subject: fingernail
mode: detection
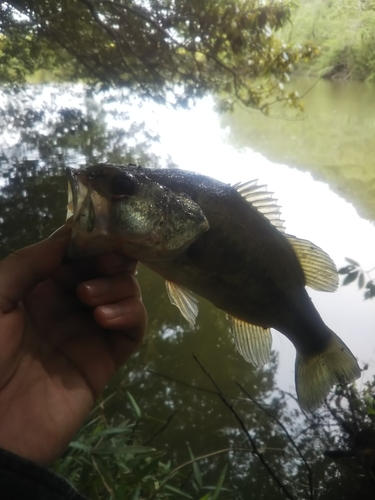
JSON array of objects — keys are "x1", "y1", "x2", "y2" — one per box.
[
  {"x1": 100, "y1": 304, "x2": 124, "y2": 320},
  {"x1": 83, "y1": 278, "x2": 111, "y2": 299}
]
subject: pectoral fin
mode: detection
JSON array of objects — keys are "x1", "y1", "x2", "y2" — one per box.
[
  {"x1": 286, "y1": 235, "x2": 338, "y2": 292},
  {"x1": 165, "y1": 280, "x2": 199, "y2": 326},
  {"x1": 228, "y1": 316, "x2": 272, "y2": 365}
]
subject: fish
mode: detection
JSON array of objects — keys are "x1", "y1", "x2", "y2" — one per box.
[{"x1": 66, "y1": 163, "x2": 361, "y2": 412}]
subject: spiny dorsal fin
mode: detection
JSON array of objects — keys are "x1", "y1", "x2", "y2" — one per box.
[
  {"x1": 228, "y1": 315, "x2": 272, "y2": 366},
  {"x1": 165, "y1": 280, "x2": 198, "y2": 326},
  {"x1": 286, "y1": 235, "x2": 338, "y2": 292},
  {"x1": 233, "y1": 180, "x2": 285, "y2": 233}
]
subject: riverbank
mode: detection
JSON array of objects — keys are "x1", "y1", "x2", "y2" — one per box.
[{"x1": 286, "y1": 0, "x2": 375, "y2": 82}]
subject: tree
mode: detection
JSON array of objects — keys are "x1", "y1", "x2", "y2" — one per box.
[{"x1": 0, "y1": 0, "x2": 317, "y2": 112}]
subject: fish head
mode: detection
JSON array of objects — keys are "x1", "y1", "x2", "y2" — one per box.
[{"x1": 66, "y1": 164, "x2": 209, "y2": 260}]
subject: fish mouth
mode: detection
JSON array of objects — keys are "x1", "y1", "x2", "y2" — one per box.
[
  {"x1": 66, "y1": 167, "x2": 115, "y2": 258},
  {"x1": 66, "y1": 167, "x2": 156, "y2": 259},
  {"x1": 66, "y1": 167, "x2": 89, "y2": 222}
]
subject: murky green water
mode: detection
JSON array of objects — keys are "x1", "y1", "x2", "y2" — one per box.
[{"x1": 1, "y1": 78, "x2": 375, "y2": 498}]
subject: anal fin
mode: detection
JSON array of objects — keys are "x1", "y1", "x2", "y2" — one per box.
[
  {"x1": 228, "y1": 316, "x2": 272, "y2": 365},
  {"x1": 165, "y1": 280, "x2": 198, "y2": 326}
]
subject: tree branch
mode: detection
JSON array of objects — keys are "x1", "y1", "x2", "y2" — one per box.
[{"x1": 193, "y1": 354, "x2": 296, "y2": 500}]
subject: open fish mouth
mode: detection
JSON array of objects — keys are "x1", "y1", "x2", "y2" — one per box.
[
  {"x1": 66, "y1": 167, "x2": 89, "y2": 221},
  {"x1": 65, "y1": 167, "x2": 116, "y2": 257}
]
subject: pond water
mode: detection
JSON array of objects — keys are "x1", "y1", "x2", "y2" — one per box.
[{"x1": 1, "y1": 77, "x2": 375, "y2": 498}]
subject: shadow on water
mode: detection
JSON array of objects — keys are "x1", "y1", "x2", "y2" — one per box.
[{"x1": 1, "y1": 84, "x2": 375, "y2": 499}]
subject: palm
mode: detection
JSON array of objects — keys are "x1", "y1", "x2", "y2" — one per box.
[{"x1": 0, "y1": 230, "x2": 146, "y2": 465}]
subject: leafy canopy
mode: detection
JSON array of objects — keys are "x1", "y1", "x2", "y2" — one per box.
[{"x1": 1, "y1": 0, "x2": 316, "y2": 111}]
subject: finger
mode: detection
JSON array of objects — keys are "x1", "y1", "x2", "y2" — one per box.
[
  {"x1": 53, "y1": 252, "x2": 138, "y2": 292},
  {"x1": 94, "y1": 252, "x2": 138, "y2": 276},
  {"x1": 76, "y1": 274, "x2": 141, "y2": 307},
  {"x1": 0, "y1": 226, "x2": 72, "y2": 314},
  {"x1": 94, "y1": 297, "x2": 147, "y2": 367}
]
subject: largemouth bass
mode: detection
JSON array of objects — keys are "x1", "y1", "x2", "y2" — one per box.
[{"x1": 66, "y1": 163, "x2": 361, "y2": 411}]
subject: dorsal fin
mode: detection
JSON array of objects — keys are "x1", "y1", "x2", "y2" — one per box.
[
  {"x1": 233, "y1": 180, "x2": 285, "y2": 233},
  {"x1": 228, "y1": 315, "x2": 272, "y2": 366},
  {"x1": 165, "y1": 280, "x2": 199, "y2": 326},
  {"x1": 286, "y1": 235, "x2": 338, "y2": 292}
]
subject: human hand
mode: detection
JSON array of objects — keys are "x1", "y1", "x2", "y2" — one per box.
[{"x1": 0, "y1": 225, "x2": 147, "y2": 466}]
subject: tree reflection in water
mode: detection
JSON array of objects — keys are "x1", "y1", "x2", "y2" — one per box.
[{"x1": 1, "y1": 84, "x2": 374, "y2": 500}]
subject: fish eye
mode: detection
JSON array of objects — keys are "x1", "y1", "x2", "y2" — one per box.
[{"x1": 111, "y1": 173, "x2": 138, "y2": 197}]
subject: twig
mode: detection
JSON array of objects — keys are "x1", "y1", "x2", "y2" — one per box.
[
  {"x1": 149, "y1": 447, "x2": 253, "y2": 500},
  {"x1": 193, "y1": 354, "x2": 295, "y2": 500},
  {"x1": 144, "y1": 410, "x2": 177, "y2": 445},
  {"x1": 91, "y1": 456, "x2": 115, "y2": 497},
  {"x1": 147, "y1": 368, "x2": 220, "y2": 396},
  {"x1": 237, "y1": 383, "x2": 314, "y2": 500}
]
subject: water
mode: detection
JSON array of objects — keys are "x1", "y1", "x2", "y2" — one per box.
[{"x1": 1, "y1": 78, "x2": 375, "y2": 498}]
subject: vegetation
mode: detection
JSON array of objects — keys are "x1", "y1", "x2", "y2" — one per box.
[
  {"x1": 53, "y1": 366, "x2": 375, "y2": 500},
  {"x1": 338, "y1": 258, "x2": 375, "y2": 301},
  {"x1": 0, "y1": 0, "x2": 317, "y2": 112},
  {"x1": 54, "y1": 393, "x2": 230, "y2": 500},
  {"x1": 286, "y1": 0, "x2": 375, "y2": 80}
]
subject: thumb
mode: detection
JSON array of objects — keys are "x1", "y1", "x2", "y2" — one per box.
[{"x1": 0, "y1": 225, "x2": 72, "y2": 314}]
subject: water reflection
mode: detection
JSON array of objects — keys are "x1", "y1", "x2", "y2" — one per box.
[
  {"x1": 220, "y1": 77, "x2": 375, "y2": 222},
  {"x1": 1, "y1": 82, "x2": 375, "y2": 498},
  {"x1": 0, "y1": 84, "x2": 293, "y2": 497}
]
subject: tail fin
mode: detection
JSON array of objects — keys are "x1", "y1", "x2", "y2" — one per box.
[{"x1": 295, "y1": 331, "x2": 361, "y2": 412}]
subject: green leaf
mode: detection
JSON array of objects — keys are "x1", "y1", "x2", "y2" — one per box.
[
  {"x1": 342, "y1": 271, "x2": 358, "y2": 286},
  {"x1": 131, "y1": 485, "x2": 141, "y2": 500},
  {"x1": 338, "y1": 265, "x2": 355, "y2": 275},
  {"x1": 345, "y1": 257, "x2": 360, "y2": 266},
  {"x1": 164, "y1": 484, "x2": 193, "y2": 498},
  {"x1": 96, "y1": 426, "x2": 132, "y2": 437},
  {"x1": 93, "y1": 444, "x2": 155, "y2": 456},
  {"x1": 198, "y1": 495, "x2": 211, "y2": 500},
  {"x1": 116, "y1": 480, "x2": 128, "y2": 499},
  {"x1": 187, "y1": 443, "x2": 203, "y2": 488},
  {"x1": 123, "y1": 445, "x2": 156, "y2": 454},
  {"x1": 211, "y1": 464, "x2": 228, "y2": 500},
  {"x1": 127, "y1": 391, "x2": 142, "y2": 419},
  {"x1": 69, "y1": 441, "x2": 93, "y2": 452}
]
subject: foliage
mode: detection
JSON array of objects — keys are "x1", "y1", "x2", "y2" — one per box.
[
  {"x1": 298, "y1": 380, "x2": 375, "y2": 500},
  {"x1": 284, "y1": 0, "x2": 375, "y2": 80},
  {"x1": 53, "y1": 359, "x2": 375, "y2": 500},
  {"x1": 338, "y1": 257, "x2": 375, "y2": 300},
  {"x1": 0, "y1": 0, "x2": 317, "y2": 112},
  {"x1": 54, "y1": 394, "x2": 230, "y2": 500}
]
